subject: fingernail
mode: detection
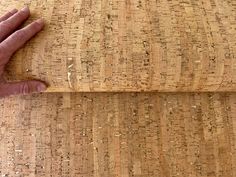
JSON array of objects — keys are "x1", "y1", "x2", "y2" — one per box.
[
  {"x1": 35, "y1": 19, "x2": 44, "y2": 25},
  {"x1": 10, "y1": 9, "x2": 18, "y2": 14},
  {"x1": 37, "y1": 84, "x2": 47, "y2": 92},
  {"x1": 21, "y1": 6, "x2": 29, "y2": 12}
]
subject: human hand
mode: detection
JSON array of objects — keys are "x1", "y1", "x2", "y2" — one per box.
[{"x1": 0, "y1": 7, "x2": 47, "y2": 98}]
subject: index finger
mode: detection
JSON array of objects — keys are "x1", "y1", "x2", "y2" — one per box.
[
  {"x1": 0, "y1": 9, "x2": 18, "y2": 22},
  {"x1": 0, "y1": 19, "x2": 44, "y2": 63},
  {"x1": 0, "y1": 7, "x2": 30, "y2": 42}
]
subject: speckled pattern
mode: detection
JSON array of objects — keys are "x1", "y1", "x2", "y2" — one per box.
[
  {"x1": 0, "y1": 0, "x2": 235, "y2": 92},
  {"x1": 0, "y1": 93, "x2": 236, "y2": 177},
  {"x1": 1, "y1": 1, "x2": 236, "y2": 177}
]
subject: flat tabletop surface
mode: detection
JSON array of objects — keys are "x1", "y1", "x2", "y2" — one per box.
[{"x1": 1, "y1": 0, "x2": 236, "y2": 92}]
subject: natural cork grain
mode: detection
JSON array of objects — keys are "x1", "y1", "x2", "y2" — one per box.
[
  {"x1": 0, "y1": 93, "x2": 236, "y2": 177},
  {"x1": 0, "y1": 0, "x2": 235, "y2": 92},
  {"x1": 1, "y1": 1, "x2": 236, "y2": 176}
]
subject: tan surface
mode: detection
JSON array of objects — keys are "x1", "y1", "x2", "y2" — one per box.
[
  {"x1": 1, "y1": 1, "x2": 236, "y2": 176},
  {"x1": 0, "y1": 0, "x2": 236, "y2": 92},
  {"x1": 0, "y1": 93, "x2": 236, "y2": 177}
]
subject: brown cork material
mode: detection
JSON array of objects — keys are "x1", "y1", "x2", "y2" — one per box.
[
  {"x1": 1, "y1": 1, "x2": 236, "y2": 176},
  {"x1": 0, "y1": 0, "x2": 235, "y2": 92},
  {"x1": 0, "y1": 93, "x2": 236, "y2": 176}
]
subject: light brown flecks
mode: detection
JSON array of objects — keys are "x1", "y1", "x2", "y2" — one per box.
[
  {"x1": 1, "y1": 0, "x2": 235, "y2": 92},
  {"x1": 67, "y1": 72, "x2": 72, "y2": 88},
  {"x1": 0, "y1": 93, "x2": 235, "y2": 176}
]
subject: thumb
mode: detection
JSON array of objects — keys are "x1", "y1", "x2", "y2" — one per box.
[{"x1": 0, "y1": 80, "x2": 47, "y2": 97}]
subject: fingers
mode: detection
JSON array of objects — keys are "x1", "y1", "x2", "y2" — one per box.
[
  {"x1": 0, "y1": 80, "x2": 47, "y2": 97},
  {"x1": 0, "y1": 7, "x2": 30, "y2": 42},
  {"x1": 0, "y1": 9, "x2": 18, "y2": 22},
  {"x1": 0, "y1": 19, "x2": 44, "y2": 64},
  {"x1": 0, "y1": 7, "x2": 47, "y2": 98}
]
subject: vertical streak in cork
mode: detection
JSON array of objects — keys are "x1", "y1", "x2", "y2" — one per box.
[
  {"x1": 92, "y1": 94, "x2": 100, "y2": 177},
  {"x1": 201, "y1": 94, "x2": 218, "y2": 176},
  {"x1": 229, "y1": 94, "x2": 236, "y2": 176},
  {"x1": 66, "y1": 0, "x2": 84, "y2": 90}
]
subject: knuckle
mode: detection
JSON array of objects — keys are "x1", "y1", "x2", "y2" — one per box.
[
  {"x1": 8, "y1": 11, "x2": 14, "y2": 16},
  {"x1": 14, "y1": 30, "x2": 27, "y2": 40}
]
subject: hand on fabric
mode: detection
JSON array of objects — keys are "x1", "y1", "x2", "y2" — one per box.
[{"x1": 0, "y1": 7, "x2": 47, "y2": 98}]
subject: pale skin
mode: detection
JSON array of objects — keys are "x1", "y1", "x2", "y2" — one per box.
[{"x1": 0, "y1": 7, "x2": 47, "y2": 98}]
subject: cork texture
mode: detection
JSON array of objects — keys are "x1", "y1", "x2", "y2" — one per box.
[
  {"x1": 0, "y1": 93, "x2": 236, "y2": 177},
  {"x1": 0, "y1": 0, "x2": 236, "y2": 92}
]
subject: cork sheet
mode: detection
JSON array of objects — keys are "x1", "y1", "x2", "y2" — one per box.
[
  {"x1": 0, "y1": 93, "x2": 236, "y2": 176},
  {"x1": 0, "y1": 0, "x2": 236, "y2": 92}
]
